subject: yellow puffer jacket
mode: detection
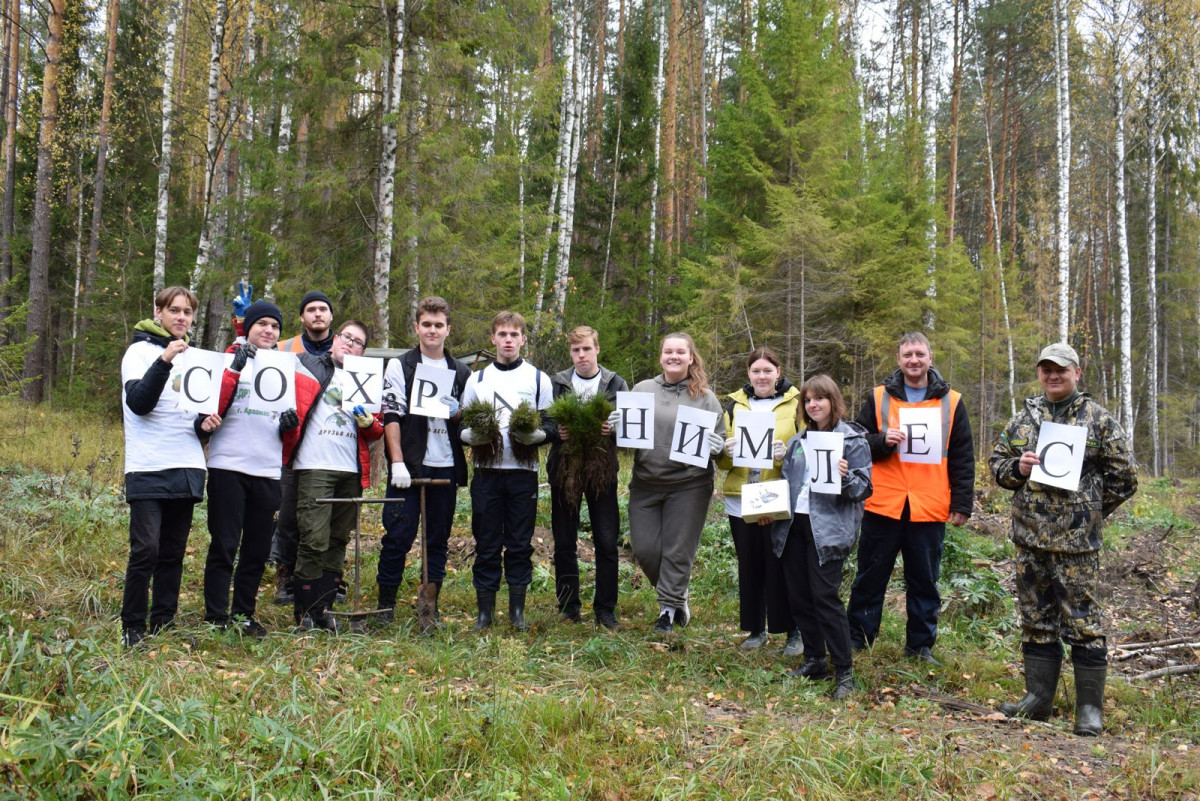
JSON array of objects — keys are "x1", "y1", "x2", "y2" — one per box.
[{"x1": 718, "y1": 383, "x2": 801, "y2": 496}]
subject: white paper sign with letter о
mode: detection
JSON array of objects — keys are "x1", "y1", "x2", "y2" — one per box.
[{"x1": 245, "y1": 349, "x2": 296, "y2": 413}]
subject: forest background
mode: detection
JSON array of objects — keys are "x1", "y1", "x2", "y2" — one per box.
[{"x1": 0, "y1": 0, "x2": 1198, "y2": 473}]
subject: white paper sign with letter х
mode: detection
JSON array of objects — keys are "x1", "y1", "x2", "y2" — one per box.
[
  {"x1": 339, "y1": 355, "x2": 385, "y2": 413},
  {"x1": 615, "y1": 391, "x2": 655, "y2": 450},
  {"x1": 804, "y1": 430, "x2": 845, "y2": 495},
  {"x1": 173, "y1": 348, "x2": 226, "y2": 415},
  {"x1": 245, "y1": 348, "x2": 296, "y2": 413},
  {"x1": 1029, "y1": 421, "x2": 1087, "y2": 492},
  {"x1": 741, "y1": 479, "x2": 791, "y2": 520},
  {"x1": 669, "y1": 405, "x2": 718, "y2": 468},
  {"x1": 897, "y1": 406, "x2": 943, "y2": 465},
  {"x1": 410, "y1": 362, "x2": 457, "y2": 419},
  {"x1": 732, "y1": 409, "x2": 776, "y2": 469}
]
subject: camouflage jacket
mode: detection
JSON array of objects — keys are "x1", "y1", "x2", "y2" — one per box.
[{"x1": 989, "y1": 392, "x2": 1137, "y2": 553}]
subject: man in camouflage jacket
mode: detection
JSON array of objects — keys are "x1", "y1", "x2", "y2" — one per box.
[{"x1": 989, "y1": 343, "x2": 1137, "y2": 736}]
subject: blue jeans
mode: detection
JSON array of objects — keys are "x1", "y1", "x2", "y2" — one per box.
[{"x1": 377, "y1": 466, "x2": 458, "y2": 587}]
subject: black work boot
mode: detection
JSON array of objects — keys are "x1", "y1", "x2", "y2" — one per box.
[
  {"x1": 293, "y1": 579, "x2": 316, "y2": 629},
  {"x1": 377, "y1": 583, "x2": 399, "y2": 625},
  {"x1": 308, "y1": 572, "x2": 340, "y2": 633},
  {"x1": 833, "y1": 667, "x2": 855, "y2": 701},
  {"x1": 556, "y1": 576, "x2": 581, "y2": 623},
  {"x1": 1072, "y1": 664, "x2": 1106, "y2": 737},
  {"x1": 474, "y1": 589, "x2": 496, "y2": 631},
  {"x1": 274, "y1": 563, "x2": 294, "y2": 605},
  {"x1": 788, "y1": 656, "x2": 830, "y2": 680},
  {"x1": 999, "y1": 654, "x2": 1061, "y2": 721},
  {"x1": 509, "y1": 586, "x2": 529, "y2": 632}
]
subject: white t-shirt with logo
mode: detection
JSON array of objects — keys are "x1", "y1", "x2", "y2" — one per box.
[
  {"x1": 121, "y1": 340, "x2": 206, "y2": 475},
  {"x1": 382, "y1": 354, "x2": 454, "y2": 468},
  {"x1": 293, "y1": 368, "x2": 360, "y2": 473},
  {"x1": 461, "y1": 359, "x2": 551, "y2": 470},
  {"x1": 207, "y1": 367, "x2": 283, "y2": 479}
]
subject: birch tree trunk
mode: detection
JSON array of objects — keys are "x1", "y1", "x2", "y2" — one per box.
[
  {"x1": 193, "y1": 0, "x2": 228, "y2": 292},
  {"x1": 552, "y1": 1, "x2": 584, "y2": 334},
  {"x1": 922, "y1": 0, "x2": 938, "y2": 329},
  {"x1": 0, "y1": 0, "x2": 19, "y2": 315},
  {"x1": 1113, "y1": 64, "x2": 1133, "y2": 433},
  {"x1": 648, "y1": 0, "x2": 667, "y2": 259},
  {"x1": 945, "y1": 0, "x2": 961, "y2": 244},
  {"x1": 373, "y1": 0, "x2": 406, "y2": 349},
  {"x1": 264, "y1": 0, "x2": 297, "y2": 300},
  {"x1": 659, "y1": 0, "x2": 680, "y2": 253},
  {"x1": 20, "y1": 0, "x2": 65, "y2": 403},
  {"x1": 152, "y1": 0, "x2": 180, "y2": 293},
  {"x1": 1053, "y1": 0, "x2": 1071, "y2": 341},
  {"x1": 237, "y1": 0, "x2": 257, "y2": 284},
  {"x1": 1145, "y1": 49, "x2": 1160, "y2": 475}
]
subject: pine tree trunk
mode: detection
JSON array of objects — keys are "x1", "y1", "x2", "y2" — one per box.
[
  {"x1": 0, "y1": 0, "x2": 19, "y2": 316},
  {"x1": 660, "y1": 0, "x2": 679, "y2": 253},
  {"x1": 153, "y1": 0, "x2": 181, "y2": 293},
  {"x1": 403, "y1": 23, "x2": 420, "y2": 332},
  {"x1": 20, "y1": 0, "x2": 65, "y2": 403},
  {"x1": 372, "y1": 0, "x2": 406, "y2": 349},
  {"x1": 1053, "y1": 0, "x2": 1071, "y2": 341}
]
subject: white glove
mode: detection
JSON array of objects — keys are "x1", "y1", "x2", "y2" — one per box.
[
  {"x1": 440, "y1": 393, "x2": 460, "y2": 417},
  {"x1": 460, "y1": 427, "x2": 484, "y2": 446},
  {"x1": 723, "y1": 437, "x2": 736, "y2": 457},
  {"x1": 708, "y1": 431, "x2": 724, "y2": 456},
  {"x1": 390, "y1": 462, "x2": 411, "y2": 489},
  {"x1": 773, "y1": 440, "x2": 786, "y2": 462},
  {"x1": 513, "y1": 428, "x2": 547, "y2": 446},
  {"x1": 606, "y1": 410, "x2": 621, "y2": 429}
]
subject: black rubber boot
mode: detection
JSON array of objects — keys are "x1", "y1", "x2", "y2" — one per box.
[
  {"x1": 788, "y1": 657, "x2": 830, "y2": 680},
  {"x1": 833, "y1": 667, "x2": 855, "y2": 701},
  {"x1": 509, "y1": 587, "x2": 529, "y2": 632},
  {"x1": 377, "y1": 583, "x2": 399, "y2": 625},
  {"x1": 474, "y1": 589, "x2": 496, "y2": 631},
  {"x1": 293, "y1": 578, "x2": 316, "y2": 629},
  {"x1": 308, "y1": 572, "x2": 340, "y2": 633},
  {"x1": 274, "y1": 563, "x2": 294, "y2": 605},
  {"x1": 1073, "y1": 664, "x2": 1106, "y2": 737},
  {"x1": 432, "y1": 583, "x2": 444, "y2": 629},
  {"x1": 998, "y1": 655, "x2": 1061, "y2": 721},
  {"x1": 556, "y1": 576, "x2": 581, "y2": 622}
]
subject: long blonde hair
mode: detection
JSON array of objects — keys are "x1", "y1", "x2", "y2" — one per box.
[{"x1": 661, "y1": 332, "x2": 709, "y2": 398}]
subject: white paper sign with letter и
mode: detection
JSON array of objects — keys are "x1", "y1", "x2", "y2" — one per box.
[
  {"x1": 339, "y1": 354, "x2": 385, "y2": 413},
  {"x1": 669, "y1": 405, "x2": 719, "y2": 468},
  {"x1": 897, "y1": 406, "x2": 943, "y2": 465},
  {"x1": 731, "y1": 409, "x2": 776, "y2": 469},
  {"x1": 410, "y1": 362, "x2": 457, "y2": 419},
  {"x1": 1029, "y1": 421, "x2": 1087, "y2": 492},
  {"x1": 614, "y1": 391, "x2": 655, "y2": 450}
]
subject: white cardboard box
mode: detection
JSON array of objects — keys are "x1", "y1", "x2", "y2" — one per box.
[{"x1": 739, "y1": 479, "x2": 791, "y2": 521}]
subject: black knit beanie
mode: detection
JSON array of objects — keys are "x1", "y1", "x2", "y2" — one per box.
[
  {"x1": 243, "y1": 300, "x2": 283, "y2": 333},
  {"x1": 300, "y1": 290, "x2": 333, "y2": 316}
]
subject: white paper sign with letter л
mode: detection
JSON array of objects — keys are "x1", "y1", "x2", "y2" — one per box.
[
  {"x1": 614, "y1": 391, "x2": 655, "y2": 450},
  {"x1": 804, "y1": 430, "x2": 845, "y2": 495}
]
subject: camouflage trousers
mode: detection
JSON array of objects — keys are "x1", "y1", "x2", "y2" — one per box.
[{"x1": 1014, "y1": 545, "x2": 1104, "y2": 649}]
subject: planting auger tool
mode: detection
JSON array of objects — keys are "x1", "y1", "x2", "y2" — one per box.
[
  {"x1": 412, "y1": 478, "x2": 452, "y2": 634},
  {"x1": 316, "y1": 496, "x2": 406, "y2": 631}
]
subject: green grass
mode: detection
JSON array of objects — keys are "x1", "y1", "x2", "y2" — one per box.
[{"x1": 1, "y1": 401, "x2": 1199, "y2": 797}]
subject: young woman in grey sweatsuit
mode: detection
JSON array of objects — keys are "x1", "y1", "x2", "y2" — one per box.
[{"x1": 627, "y1": 333, "x2": 726, "y2": 633}]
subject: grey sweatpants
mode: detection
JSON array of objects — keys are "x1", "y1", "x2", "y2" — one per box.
[{"x1": 627, "y1": 481, "x2": 714, "y2": 610}]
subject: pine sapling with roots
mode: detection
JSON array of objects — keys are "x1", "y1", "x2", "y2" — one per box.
[
  {"x1": 462, "y1": 399, "x2": 502, "y2": 467},
  {"x1": 508, "y1": 401, "x2": 543, "y2": 464},
  {"x1": 547, "y1": 391, "x2": 616, "y2": 507}
]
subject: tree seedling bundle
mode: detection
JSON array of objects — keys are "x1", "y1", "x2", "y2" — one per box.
[
  {"x1": 547, "y1": 391, "x2": 616, "y2": 507},
  {"x1": 508, "y1": 401, "x2": 543, "y2": 463},
  {"x1": 462, "y1": 399, "x2": 503, "y2": 466}
]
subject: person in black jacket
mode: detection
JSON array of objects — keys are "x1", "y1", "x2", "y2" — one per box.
[
  {"x1": 547, "y1": 326, "x2": 629, "y2": 630},
  {"x1": 376, "y1": 296, "x2": 471, "y2": 625}
]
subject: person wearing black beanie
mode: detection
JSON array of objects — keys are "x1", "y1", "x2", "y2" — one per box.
[{"x1": 242, "y1": 300, "x2": 284, "y2": 336}]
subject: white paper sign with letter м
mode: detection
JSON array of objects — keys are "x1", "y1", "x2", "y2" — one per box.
[
  {"x1": 669, "y1": 405, "x2": 718, "y2": 468},
  {"x1": 732, "y1": 409, "x2": 776, "y2": 469},
  {"x1": 339, "y1": 355, "x2": 385, "y2": 413},
  {"x1": 897, "y1": 406, "x2": 943, "y2": 465},
  {"x1": 615, "y1": 391, "x2": 655, "y2": 450},
  {"x1": 173, "y1": 348, "x2": 226, "y2": 415},
  {"x1": 804, "y1": 430, "x2": 845, "y2": 495},
  {"x1": 1029, "y1": 421, "x2": 1087, "y2": 492},
  {"x1": 410, "y1": 362, "x2": 457, "y2": 419},
  {"x1": 245, "y1": 348, "x2": 296, "y2": 413}
]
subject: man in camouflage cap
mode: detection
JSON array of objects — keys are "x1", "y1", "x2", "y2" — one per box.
[{"x1": 989, "y1": 343, "x2": 1137, "y2": 736}]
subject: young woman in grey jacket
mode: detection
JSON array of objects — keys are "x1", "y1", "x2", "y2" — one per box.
[{"x1": 772, "y1": 374, "x2": 872, "y2": 699}]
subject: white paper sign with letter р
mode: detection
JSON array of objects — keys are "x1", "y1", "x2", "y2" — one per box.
[
  {"x1": 339, "y1": 355, "x2": 385, "y2": 413},
  {"x1": 732, "y1": 409, "x2": 776, "y2": 469},
  {"x1": 669, "y1": 405, "x2": 719, "y2": 468},
  {"x1": 410, "y1": 362, "x2": 457, "y2": 419},
  {"x1": 741, "y1": 479, "x2": 791, "y2": 521},
  {"x1": 174, "y1": 348, "x2": 226, "y2": 415},
  {"x1": 804, "y1": 431, "x2": 845, "y2": 495},
  {"x1": 896, "y1": 406, "x2": 943, "y2": 464},
  {"x1": 614, "y1": 392, "x2": 655, "y2": 449},
  {"x1": 245, "y1": 348, "x2": 296, "y2": 413},
  {"x1": 1030, "y1": 421, "x2": 1087, "y2": 492}
]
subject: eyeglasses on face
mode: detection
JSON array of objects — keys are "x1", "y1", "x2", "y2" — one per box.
[{"x1": 338, "y1": 331, "x2": 366, "y2": 349}]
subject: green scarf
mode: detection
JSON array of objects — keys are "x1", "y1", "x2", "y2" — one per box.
[{"x1": 134, "y1": 318, "x2": 189, "y2": 343}]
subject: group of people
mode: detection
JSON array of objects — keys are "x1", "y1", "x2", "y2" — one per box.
[{"x1": 119, "y1": 287, "x2": 1137, "y2": 735}]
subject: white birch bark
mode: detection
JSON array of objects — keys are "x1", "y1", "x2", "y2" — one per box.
[
  {"x1": 152, "y1": 0, "x2": 180, "y2": 293},
  {"x1": 922, "y1": 0, "x2": 938, "y2": 330},
  {"x1": 193, "y1": 0, "x2": 228, "y2": 290},
  {"x1": 1113, "y1": 63, "x2": 1133, "y2": 433},
  {"x1": 373, "y1": 0, "x2": 407, "y2": 349},
  {"x1": 264, "y1": 0, "x2": 296, "y2": 300},
  {"x1": 552, "y1": 1, "x2": 584, "y2": 334},
  {"x1": 1053, "y1": 0, "x2": 1071, "y2": 341},
  {"x1": 648, "y1": 0, "x2": 667, "y2": 260},
  {"x1": 237, "y1": 0, "x2": 257, "y2": 284},
  {"x1": 518, "y1": 115, "x2": 528, "y2": 291},
  {"x1": 601, "y1": 112, "x2": 621, "y2": 307},
  {"x1": 1145, "y1": 46, "x2": 1160, "y2": 474}
]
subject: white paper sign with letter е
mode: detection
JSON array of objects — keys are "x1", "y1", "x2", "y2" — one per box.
[
  {"x1": 669, "y1": 405, "x2": 719, "y2": 468},
  {"x1": 173, "y1": 348, "x2": 226, "y2": 415},
  {"x1": 245, "y1": 348, "x2": 296, "y2": 413},
  {"x1": 1030, "y1": 421, "x2": 1087, "y2": 492},
  {"x1": 896, "y1": 406, "x2": 943, "y2": 465},
  {"x1": 804, "y1": 430, "x2": 845, "y2": 495},
  {"x1": 732, "y1": 409, "x2": 776, "y2": 469},
  {"x1": 741, "y1": 479, "x2": 791, "y2": 521},
  {"x1": 339, "y1": 355, "x2": 385, "y2": 413},
  {"x1": 410, "y1": 362, "x2": 457, "y2": 419},
  {"x1": 615, "y1": 391, "x2": 655, "y2": 450}
]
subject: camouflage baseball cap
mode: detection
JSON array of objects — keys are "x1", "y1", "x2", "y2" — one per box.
[{"x1": 1037, "y1": 343, "x2": 1079, "y2": 367}]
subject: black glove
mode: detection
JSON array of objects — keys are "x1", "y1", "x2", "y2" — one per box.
[
  {"x1": 279, "y1": 408, "x2": 299, "y2": 433},
  {"x1": 230, "y1": 342, "x2": 258, "y2": 373}
]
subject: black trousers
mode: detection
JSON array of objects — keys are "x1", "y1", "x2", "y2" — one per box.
[
  {"x1": 269, "y1": 464, "x2": 299, "y2": 568},
  {"x1": 121, "y1": 498, "x2": 196, "y2": 632},
  {"x1": 729, "y1": 515, "x2": 793, "y2": 634},
  {"x1": 782, "y1": 514, "x2": 853, "y2": 669},
  {"x1": 551, "y1": 480, "x2": 621, "y2": 616},
  {"x1": 203, "y1": 468, "x2": 282, "y2": 623},
  {"x1": 470, "y1": 469, "x2": 538, "y2": 592},
  {"x1": 378, "y1": 465, "x2": 458, "y2": 586}
]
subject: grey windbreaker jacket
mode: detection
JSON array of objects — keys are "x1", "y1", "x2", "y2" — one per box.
[{"x1": 770, "y1": 420, "x2": 873, "y2": 565}]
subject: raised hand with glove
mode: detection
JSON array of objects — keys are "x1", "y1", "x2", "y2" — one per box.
[
  {"x1": 232, "y1": 281, "x2": 255, "y2": 318},
  {"x1": 390, "y1": 462, "x2": 412, "y2": 489},
  {"x1": 229, "y1": 342, "x2": 258, "y2": 373},
  {"x1": 351, "y1": 405, "x2": 374, "y2": 428}
]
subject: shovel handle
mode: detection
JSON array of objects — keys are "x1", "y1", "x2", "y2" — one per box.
[{"x1": 411, "y1": 478, "x2": 452, "y2": 486}]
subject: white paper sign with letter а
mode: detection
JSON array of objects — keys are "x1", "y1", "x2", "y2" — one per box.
[
  {"x1": 245, "y1": 348, "x2": 296, "y2": 413},
  {"x1": 410, "y1": 362, "x2": 457, "y2": 419},
  {"x1": 804, "y1": 431, "x2": 845, "y2": 495},
  {"x1": 339, "y1": 355, "x2": 385, "y2": 413},
  {"x1": 732, "y1": 409, "x2": 776, "y2": 469},
  {"x1": 174, "y1": 348, "x2": 225, "y2": 415},
  {"x1": 1030, "y1": 421, "x2": 1087, "y2": 492},
  {"x1": 669, "y1": 405, "x2": 718, "y2": 468},
  {"x1": 615, "y1": 392, "x2": 655, "y2": 449},
  {"x1": 897, "y1": 406, "x2": 943, "y2": 464}
]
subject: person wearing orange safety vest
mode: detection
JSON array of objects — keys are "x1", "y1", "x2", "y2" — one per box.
[{"x1": 846, "y1": 332, "x2": 975, "y2": 665}]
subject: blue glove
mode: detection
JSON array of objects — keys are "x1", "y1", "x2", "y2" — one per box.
[
  {"x1": 440, "y1": 393, "x2": 460, "y2": 417},
  {"x1": 352, "y1": 404, "x2": 373, "y2": 428},
  {"x1": 232, "y1": 281, "x2": 254, "y2": 317}
]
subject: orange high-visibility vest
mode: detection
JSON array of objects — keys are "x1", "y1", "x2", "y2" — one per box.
[
  {"x1": 864, "y1": 384, "x2": 960, "y2": 522},
  {"x1": 277, "y1": 335, "x2": 308, "y2": 354}
]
